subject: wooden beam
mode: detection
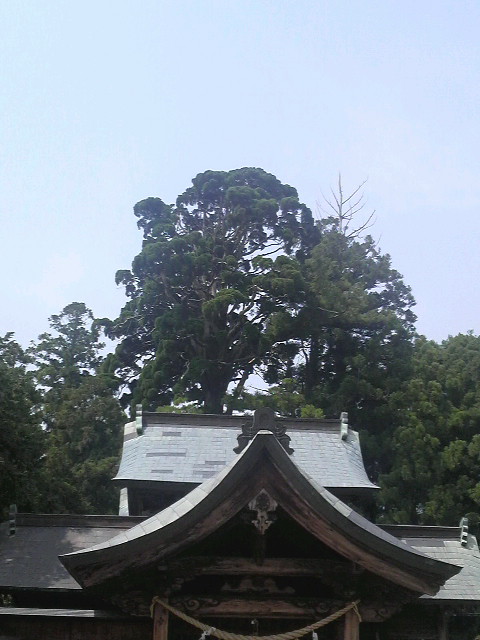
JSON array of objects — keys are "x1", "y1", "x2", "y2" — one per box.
[
  {"x1": 170, "y1": 596, "x2": 400, "y2": 624},
  {"x1": 170, "y1": 597, "x2": 343, "y2": 619},
  {"x1": 166, "y1": 556, "x2": 355, "y2": 577},
  {"x1": 153, "y1": 601, "x2": 169, "y2": 640}
]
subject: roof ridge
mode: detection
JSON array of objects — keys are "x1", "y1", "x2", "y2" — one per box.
[
  {"x1": 15, "y1": 514, "x2": 145, "y2": 528},
  {"x1": 381, "y1": 524, "x2": 462, "y2": 539}
]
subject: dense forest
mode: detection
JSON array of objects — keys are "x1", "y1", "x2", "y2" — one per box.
[{"x1": 1, "y1": 168, "x2": 479, "y2": 532}]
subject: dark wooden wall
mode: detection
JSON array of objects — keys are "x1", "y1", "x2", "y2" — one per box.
[{"x1": 0, "y1": 615, "x2": 152, "y2": 640}]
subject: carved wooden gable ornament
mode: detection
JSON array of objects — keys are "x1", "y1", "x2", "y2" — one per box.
[{"x1": 234, "y1": 407, "x2": 294, "y2": 454}]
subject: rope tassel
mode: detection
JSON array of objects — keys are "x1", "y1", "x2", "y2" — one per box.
[{"x1": 151, "y1": 598, "x2": 361, "y2": 640}]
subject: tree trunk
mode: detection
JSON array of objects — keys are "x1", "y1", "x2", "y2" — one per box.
[
  {"x1": 225, "y1": 368, "x2": 251, "y2": 415},
  {"x1": 203, "y1": 372, "x2": 230, "y2": 414},
  {"x1": 304, "y1": 335, "x2": 320, "y2": 403}
]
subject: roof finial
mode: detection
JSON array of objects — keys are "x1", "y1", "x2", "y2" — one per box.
[
  {"x1": 460, "y1": 516, "x2": 469, "y2": 547},
  {"x1": 234, "y1": 408, "x2": 294, "y2": 454},
  {"x1": 135, "y1": 404, "x2": 143, "y2": 435},
  {"x1": 9, "y1": 504, "x2": 17, "y2": 536},
  {"x1": 340, "y1": 412, "x2": 348, "y2": 440}
]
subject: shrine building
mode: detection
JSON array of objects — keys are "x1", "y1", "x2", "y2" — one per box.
[{"x1": 1, "y1": 407, "x2": 479, "y2": 640}]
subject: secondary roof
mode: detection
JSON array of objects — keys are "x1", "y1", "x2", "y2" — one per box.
[{"x1": 115, "y1": 410, "x2": 377, "y2": 492}]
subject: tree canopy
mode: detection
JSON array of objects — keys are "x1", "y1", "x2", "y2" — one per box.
[
  {"x1": 380, "y1": 333, "x2": 480, "y2": 528},
  {"x1": 0, "y1": 334, "x2": 44, "y2": 518},
  {"x1": 1, "y1": 167, "x2": 479, "y2": 533},
  {"x1": 30, "y1": 303, "x2": 123, "y2": 514},
  {"x1": 104, "y1": 168, "x2": 317, "y2": 413},
  {"x1": 256, "y1": 193, "x2": 417, "y2": 479}
]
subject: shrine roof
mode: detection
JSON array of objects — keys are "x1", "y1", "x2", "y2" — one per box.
[
  {"x1": 114, "y1": 410, "x2": 377, "y2": 492},
  {"x1": 0, "y1": 514, "x2": 143, "y2": 590},
  {"x1": 63, "y1": 432, "x2": 458, "y2": 595},
  {"x1": 2, "y1": 515, "x2": 477, "y2": 602},
  {"x1": 383, "y1": 525, "x2": 480, "y2": 603}
]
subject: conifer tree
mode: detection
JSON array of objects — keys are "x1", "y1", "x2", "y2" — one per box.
[
  {"x1": 104, "y1": 168, "x2": 316, "y2": 413},
  {"x1": 0, "y1": 334, "x2": 44, "y2": 517},
  {"x1": 380, "y1": 333, "x2": 480, "y2": 528},
  {"x1": 31, "y1": 303, "x2": 123, "y2": 514},
  {"x1": 263, "y1": 182, "x2": 416, "y2": 478}
]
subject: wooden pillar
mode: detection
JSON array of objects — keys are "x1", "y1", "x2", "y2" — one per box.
[
  {"x1": 343, "y1": 609, "x2": 360, "y2": 640},
  {"x1": 153, "y1": 601, "x2": 169, "y2": 640},
  {"x1": 438, "y1": 610, "x2": 449, "y2": 640}
]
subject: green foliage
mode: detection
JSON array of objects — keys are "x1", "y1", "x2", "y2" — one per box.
[
  {"x1": 0, "y1": 334, "x2": 44, "y2": 517},
  {"x1": 102, "y1": 169, "x2": 480, "y2": 529},
  {"x1": 225, "y1": 379, "x2": 304, "y2": 418},
  {"x1": 300, "y1": 404, "x2": 325, "y2": 419},
  {"x1": 30, "y1": 304, "x2": 123, "y2": 514},
  {"x1": 264, "y1": 213, "x2": 416, "y2": 479},
  {"x1": 225, "y1": 379, "x2": 324, "y2": 419},
  {"x1": 37, "y1": 377, "x2": 123, "y2": 514},
  {"x1": 156, "y1": 396, "x2": 202, "y2": 414},
  {"x1": 379, "y1": 334, "x2": 480, "y2": 526},
  {"x1": 3, "y1": 166, "x2": 479, "y2": 535},
  {"x1": 32, "y1": 302, "x2": 103, "y2": 395},
  {"x1": 105, "y1": 168, "x2": 317, "y2": 413}
]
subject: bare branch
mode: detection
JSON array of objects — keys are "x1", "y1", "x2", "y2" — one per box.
[
  {"x1": 341, "y1": 179, "x2": 368, "y2": 205},
  {"x1": 318, "y1": 176, "x2": 376, "y2": 239},
  {"x1": 346, "y1": 210, "x2": 376, "y2": 238}
]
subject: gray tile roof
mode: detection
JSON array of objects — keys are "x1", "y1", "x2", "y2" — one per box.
[
  {"x1": 0, "y1": 515, "x2": 142, "y2": 590},
  {"x1": 2, "y1": 499, "x2": 478, "y2": 602},
  {"x1": 0, "y1": 608, "x2": 128, "y2": 618},
  {"x1": 115, "y1": 413, "x2": 376, "y2": 490},
  {"x1": 383, "y1": 525, "x2": 480, "y2": 602}
]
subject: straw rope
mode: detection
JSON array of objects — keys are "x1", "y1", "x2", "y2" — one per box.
[{"x1": 151, "y1": 597, "x2": 361, "y2": 640}]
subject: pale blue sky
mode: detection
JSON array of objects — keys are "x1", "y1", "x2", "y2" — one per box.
[{"x1": 1, "y1": 1, "x2": 480, "y2": 346}]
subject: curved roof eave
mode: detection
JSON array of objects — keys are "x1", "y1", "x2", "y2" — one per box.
[{"x1": 60, "y1": 432, "x2": 460, "y2": 594}]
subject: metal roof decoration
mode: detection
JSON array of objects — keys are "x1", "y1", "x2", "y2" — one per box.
[
  {"x1": 234, "y1": 408, "x2": 294, "y2": 454},
  {"x1": 246, "y1": 489, "x2": 278, "y2": 535}
]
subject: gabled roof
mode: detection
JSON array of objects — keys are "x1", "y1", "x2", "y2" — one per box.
[
  {"x1": 115, "y1": 411, "x2": 377, "y2": 492},
  {"x1": 62, "y1": 432, "x2": 458, "y2": 596}
]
